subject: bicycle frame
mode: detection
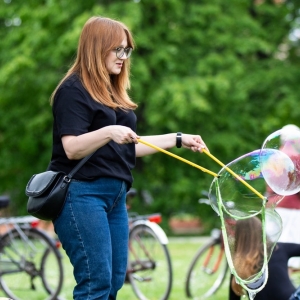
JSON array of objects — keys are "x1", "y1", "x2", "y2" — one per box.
[{"x1": 202, "y1": 241, "x2": 225, "y2": 275}]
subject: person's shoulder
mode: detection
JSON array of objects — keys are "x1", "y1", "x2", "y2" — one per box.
[
  {"x1": 60, "y1": 74, "x2": 83, "y2": 90},
  {"x1": 53, "y1": 74, "x2": 86, "y2": 107},
  {"x1": 274, "y1": 242, "x2": 300, "y2": 256},
  {"x1": 278, "y1": 242, "x2": 300, "y2": 248},
  {"x1": 55, "y1": 74, "x2": 86, "y2": 100}
]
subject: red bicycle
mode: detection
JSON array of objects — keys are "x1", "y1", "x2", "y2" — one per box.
[{"x1": 185, "y1": 193, "x2": 229, "y2": 299}]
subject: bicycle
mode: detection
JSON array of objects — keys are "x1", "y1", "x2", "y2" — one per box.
[
  {"x1": 185, "y1": 193, "x2": 229, "y2": 299},
  {"x1": 125, "y1": 189, "x2": 173, "y2": 300},
  {"x1": 0, "y1": 195, "x2": 63, "y2": 300}
]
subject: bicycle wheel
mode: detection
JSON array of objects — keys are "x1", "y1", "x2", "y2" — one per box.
[
  {"x1": 185, "y1": 237, "x2": 229, "y2": 299},
  {"x1": 0, "y1": 227, "x2": 63, "y2": 300},
  {"x1": 128, "y1": 223, "x2": 172, "y2": 300}
]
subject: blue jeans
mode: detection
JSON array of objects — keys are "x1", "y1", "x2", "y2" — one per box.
[{"x1": 53, "y1": 177, "x2": 128, "y2": 300}]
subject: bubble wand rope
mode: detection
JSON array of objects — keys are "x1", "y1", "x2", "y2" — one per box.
[
  {"x1": 138, "y1": 139, "x2": 218, "y2": 177},
  {"x1": 202, "y1": 149, "x2": 265, "y2": 200}
]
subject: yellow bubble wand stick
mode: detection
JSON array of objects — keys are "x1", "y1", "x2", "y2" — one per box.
[
  {"x1": 138, "y1": 139, "x2": 265, "y2": 200},
  {"x1": 138, "y1": 139, "x2": 218, "y2": 177},
  {"x1": 202, "y1": 149, "x2": 265, "y2": 200}
]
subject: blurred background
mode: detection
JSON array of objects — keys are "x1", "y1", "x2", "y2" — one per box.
[{"x1": 1, "y1": 0, "x2": 300, "y2": 234}]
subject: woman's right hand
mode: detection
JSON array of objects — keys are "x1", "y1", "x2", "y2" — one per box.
[
  {"x1": 62, "y1": 125, "x2": 139, "y2": 160},
  {"x1": 108, "y1": 125, "x2": 139, "y2": 145}
]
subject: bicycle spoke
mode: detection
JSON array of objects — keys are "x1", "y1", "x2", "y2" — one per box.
[
  {"x1": 185, "y1": 238, "x2": 229, "y2": 299},
  {"x1": 0, "y1": 228, "x2": 63, "y2": 300},
  {"x1": 128, "y1": 224, "x2": 172, "y2": 300}
]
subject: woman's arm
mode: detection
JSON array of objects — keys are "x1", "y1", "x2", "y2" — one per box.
[
  {"x1": 135, "y1": 133, "x2": 208, "y2": 157},
  {"x1": 62, "y1": 128, "x2": 208, "y2": 160},
  {"x1": 62, "y1": 125, "x2": 139, "y2": 160}
]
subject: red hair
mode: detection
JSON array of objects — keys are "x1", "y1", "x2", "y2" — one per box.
[{"x1": 51, "y1": 16, "x2": 137, "y2": 110}]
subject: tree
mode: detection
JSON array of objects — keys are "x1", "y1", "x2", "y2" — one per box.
[
  {"x1": 130, "y1": 0, "x2": 300, "y2": 220},
  {"x1": 0, "y1": 0, "x2": 300, "y2": 228}
]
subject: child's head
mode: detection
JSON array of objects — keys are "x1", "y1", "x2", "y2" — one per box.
[{"x1": 231, "y1": 217, "x2": 264, "y2": 296}]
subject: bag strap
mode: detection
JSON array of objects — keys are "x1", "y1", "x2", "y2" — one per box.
[{"x1": 66, "y1": 151, "x2": 96, "y2": 180}]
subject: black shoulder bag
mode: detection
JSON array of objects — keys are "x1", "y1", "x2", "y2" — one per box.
[{"x1": 25, "y1": 152, "x2": 95, "y2": 221}]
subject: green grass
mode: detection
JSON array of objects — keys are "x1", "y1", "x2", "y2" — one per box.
[
  {"x1": 0, "y1": 236, "x2": 230, "y2": 300},
  {"x1": 58, "y1": 236, "x2": 230, "y2": 300}
]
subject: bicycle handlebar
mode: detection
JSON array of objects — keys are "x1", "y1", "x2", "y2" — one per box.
[{"x1": 198, "y1": 198, "x2": 211, "y2": 205}]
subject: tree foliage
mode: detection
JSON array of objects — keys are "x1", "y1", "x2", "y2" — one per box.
[{"x1": 1, "y1": 0, "x2": 300, "y2": 228}]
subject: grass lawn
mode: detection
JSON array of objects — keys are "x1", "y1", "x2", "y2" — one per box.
[
  {"x1": 0, "y1": 236, "x2": 230, "y2": 300},
  {"x1": 58, "y1": 236, "x2": 231, "y2": 300},
  {"x1": 120, "y1": 237, "x2": 230, "y2": 300}
]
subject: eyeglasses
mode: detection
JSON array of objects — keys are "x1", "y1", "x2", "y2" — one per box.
[{"x1": 113, "y1": 47, "x2": 133, "y2": 59}]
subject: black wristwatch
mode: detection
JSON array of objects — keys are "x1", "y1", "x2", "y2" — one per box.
[{"x1": 176, "y1": 132, "x2": 182, "y2": 148}]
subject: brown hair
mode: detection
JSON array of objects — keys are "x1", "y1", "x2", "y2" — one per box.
[
  {"x1": 231, "y1": 217, "x2": 264, "y2": 296},
  {"x1": 50, "y1": 16, "x2": 137, "y2": 110}
]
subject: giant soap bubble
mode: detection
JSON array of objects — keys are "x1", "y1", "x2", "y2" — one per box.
[
  {"x1": 261, "y1": 125, "x2": 300, "y2": 197},
  {"x1": 208, "y1": 150, "x2": 283, "y2": 298},
  {"x1": 209, "y1": 149, "x2": 283, "y2": 218}
]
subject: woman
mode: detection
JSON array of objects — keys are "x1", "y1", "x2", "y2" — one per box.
[
  {"x1": 49, "y1": 16, "x2": 208, "y2": 300},
  {"x1": 229, "y1": 217, "x2": 300, "y2": 300}
]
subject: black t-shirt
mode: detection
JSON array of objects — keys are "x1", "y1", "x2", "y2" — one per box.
[
  {"x1": 49, "y1": 74, "x2": 137, "y2": 187},
  {"x1": 229, "y1": 242, "x2": 300, "y2": 300}
]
